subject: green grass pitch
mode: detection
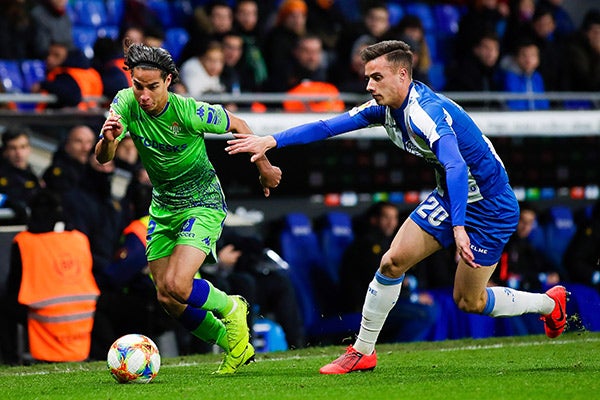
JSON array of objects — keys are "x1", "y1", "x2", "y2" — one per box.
[{"x1": 1, "y1": 332, "x2": 598, "y2": 400}]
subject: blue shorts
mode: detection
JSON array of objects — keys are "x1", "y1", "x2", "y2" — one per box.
[{"x1": 409, "y1": 185, "x2": 519, "y2": 266}]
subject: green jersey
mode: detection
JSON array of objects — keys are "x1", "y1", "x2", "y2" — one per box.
[{"x1": 111, "y1": 88, "x2": 230, "y2": 212}]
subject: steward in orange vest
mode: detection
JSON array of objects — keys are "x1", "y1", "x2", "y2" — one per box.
[
  {"x1": 11, "y1": 190, "x2": 99, "y2": 362},
  {"x1": 37, "y1": 47, "x2": 103, "y2": 111}
]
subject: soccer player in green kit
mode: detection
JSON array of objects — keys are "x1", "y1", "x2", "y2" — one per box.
[{"x1": 95, "y1": 43, "x2": 281, "y2": 374}]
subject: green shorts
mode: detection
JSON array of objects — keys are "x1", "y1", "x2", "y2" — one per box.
[{"x1": 146, "y1": 206, "x2": 227, "y2": 264}]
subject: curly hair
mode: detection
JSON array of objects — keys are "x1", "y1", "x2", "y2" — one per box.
[{"x1": 123, "y1": 42, "x2": 180, "y2": 83}]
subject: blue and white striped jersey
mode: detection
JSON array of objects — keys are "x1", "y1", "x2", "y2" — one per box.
[{"x1": 273, "y1": 81, "x2": 511, "y2": 226}]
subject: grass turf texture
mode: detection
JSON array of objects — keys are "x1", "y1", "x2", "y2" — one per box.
[{"x1": 1, "y1": 332, "x2": 598, "y2": 400}]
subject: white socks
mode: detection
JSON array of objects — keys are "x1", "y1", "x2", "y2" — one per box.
[
  {"x1": 354, "y1": 272, "x2": 403, "y2": 355},
  {"x1": 485, "y1": 287, "x2": 555, "y2": 317}
]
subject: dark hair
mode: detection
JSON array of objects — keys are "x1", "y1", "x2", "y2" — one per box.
[
  {"x1": 1, "y1": 125, "x2": 31, "y2": 151},
  {"x1": 124, "y1": 43, "x2": 180, "y2": 83},
  {"x1": 360, "y1": 40, "x2": 413, "y2": 74},
  {"x1": 27, "y1": 189, "x2": 66, "y2": 233},
  {"x1": 581, "y1": 9, "x2": 600, "y2": 32}
]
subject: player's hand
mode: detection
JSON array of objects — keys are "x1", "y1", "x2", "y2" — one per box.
[
  {"x1": 226, "y1": 134, "x2": 276, "y2": 163},
  {"x1": 453, "y1": 226, "x2": 481, "y2": 268},
  {"x1": 101, "y1": 114, "x2": 123, "y2": 142},
  {"x1": 259, "y1": 165, "x2": 282, "y2": 197}
]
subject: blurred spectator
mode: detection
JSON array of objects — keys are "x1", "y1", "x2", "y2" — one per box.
[
  {"x1": 563, "y1": 9, "x2": 600, "y2": 92},
  {"x1": 263, "y1": 0, "x2": 308, "y2": 78},
  {"x1": 119, "y1": 24, "x2": 145, "y2": 47},
  {"x1": 528, "y1": 6, "x2": 566, "y2": 91},
  {"x1": 92, "y1": 37, "x2": 131, "y2": 101},
  {"x1": 1, "y1": 189, "x2": 98, "y2": 364},
  {"x1": 264, "y1": 35, "x2": 329, "y2": 92},
  {"x1": 339, "y1": 202, "x2": 440, "y2": 343},
  {"x1": 445, "y1": 30, "x2": 503, "y2": 108},
  {"x1": 387, "y1": 15, "x2": 432, "y2": 86},
  {"x1": 334, "y1": 1, "x2": 390, "y2": 77},
  {"x1": 304, "y1": 0, "x2": 345, "y2": 57},
  {"x1": 180, "y1": 0, "x2": 234, "y2": 64},
  {"x1": 233, "y1": 0, "x2": 268, "y2": 90},
  {"x1": 0, "y1": 126, "x2": 43, "y2": 225},
  {"x1": 502, "y1": 0, "x2": 536, "y2": 55},
  {"x1": 120, "y1": 0, "x2": 163, "y2": 40},
  {"x1": 202, "y1": 227, "x2": 306, "y2": 350},
  {"x1": 454, "y1": 0, "x2": 508, "y2": 59},
  {"x1": 90, "y1": 170, "x2": 173, "y2": 360},
  {"x1": 113, "y1": 135, "x2": 139, "y2": 174},
  {"x1": 502, "y1": 38, "x2": 550, "y2": 110},
  {"x1": 143, "y1": 25, "x2": 165, "y2": 48},
  {"x1": 0, "y1": 0, "x2": 35, "y2": 59},
  {"x1": 334, "y1": 34, "x2": 376, "y2": 94},
  {"x1": 491, "y1": 203, "x2": 560, "y2": 292},
  {"x1": 177, "y1": 40, "x2": 226, "y2": 98},
  {"x1": 563, "y1": 200, "x2": 600, "y2": 292},
  {"x1": 43, "y1": 125, "x2": 121, "y2": 278},
  {"x1": 32, "y1": 43, "x2": 104, "y2": 110},
  {"x1": 220, "y1": 31, "x2": 245, "y2": 94},
  {"x1": 538, "y1": 0, "x2": 575, "y2": 37},
  {"x1": 30, "y1": 0, "x2": 73, "y2": 59}
]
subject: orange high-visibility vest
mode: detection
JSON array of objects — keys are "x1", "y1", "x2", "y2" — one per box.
[
  {"x1": 15, "y1": 230, "x2": 99, "y2": 362},
  {"x1": 109, "y1": 58, "x2": 133, "y2": 87},
  {"x1": 38, "y1": 66, "x2": 104, "y2": 111},
  {"x1": 123, "y1": 216, "x2": 149, "y2": 246},
  {"x1": 283, "y1": 81, "x2": 345, "y2": 113}
]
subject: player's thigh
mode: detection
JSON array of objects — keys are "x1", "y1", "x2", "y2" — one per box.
[{"x1": 382, "y1": 217, "x2": 442, "y2": 276}]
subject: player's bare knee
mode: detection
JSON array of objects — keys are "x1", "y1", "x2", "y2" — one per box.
[
  {"x1": 380, "y1": 252, "x2": 409, "y2": 278},
  {"x1": 164, "y1": 278, "x2": 189, "y2": 304},
  {"x1": 454, "y1": 293, "x2": 485, "y2": 314}
]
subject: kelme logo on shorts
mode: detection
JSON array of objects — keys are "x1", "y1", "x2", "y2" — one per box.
[{"x1": 177, "y1": 218, "x2": 196, "y2": 238}]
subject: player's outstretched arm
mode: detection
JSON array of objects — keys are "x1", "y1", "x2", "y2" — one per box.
[
  {"x1": 227, "y1": 113, "x2": 281, "y2": 197},
  {"x1": 226, "y1": 133, "x2": 277, "y2": 162}
]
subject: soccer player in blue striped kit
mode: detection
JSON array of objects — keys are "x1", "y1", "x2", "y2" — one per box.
[{"x1": 226, "y1": 40, "x2": 568, "y2": 374}]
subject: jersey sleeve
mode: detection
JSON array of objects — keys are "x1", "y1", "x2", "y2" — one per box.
[
  {"x1": 189, "y1": 100, "x2": 230, "y2": 134},
  {"x1": 107, "y1": 89, "x2": 130, "y2": 141},
  {"x1": 273, "y1": 100, "x2": 384, "y2": 148}
]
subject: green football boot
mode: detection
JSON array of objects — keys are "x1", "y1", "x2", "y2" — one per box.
[{"x1": 214, "y1": 296, "x2": 255, "y2": 374}]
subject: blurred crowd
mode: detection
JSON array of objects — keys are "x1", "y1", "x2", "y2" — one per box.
[{"x1": 0, "y1": 0, "x2": 599, "y2": 112}]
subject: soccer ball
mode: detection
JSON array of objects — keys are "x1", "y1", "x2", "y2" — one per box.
[{"x1": 107, "y1": 334, "x2": 161, "y2": 384}]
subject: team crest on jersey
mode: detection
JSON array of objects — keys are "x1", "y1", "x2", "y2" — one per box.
[{"x1": 171, "y1": 122, "x2": 181, "y2": 135}]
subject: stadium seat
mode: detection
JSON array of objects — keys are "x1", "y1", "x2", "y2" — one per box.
[
  {"x1": 163, "y1": 28, "x2": 190, "y2": 63},
  {"x1": 404, "y1": 2, "x2": 435, "y2": 32},
  {"x1": 387, "y1": 3, "x2": 404, "y2": 27},
  {"x1": 563, "y1": 283, "x2": 600, "y2": 332},
  {"x1": 432, "y1": 4, "x2": 463, "y2": 35},
  {"x1": 316, "y1": 211, "x2": 354, "y2": 287},
  {"x1": 105, "y1": 0, "x2": 125, "y2": 26},
  {"x1": 0, "y1": 60, "x2": 25, "y2": 93},
  {"x1": 171, "y1": 0, "x2": 195, "y2": 27},
  {"x1": 147, "y1": 0, "x2": 175, "y2": 29},
  {"x1": 97, "y1": 25, "x2": 120, "y2": 41},
  {"x1": 20, "y1": 59, "x2": 46, "y2": 92},
  {"x1": 543, "y1": 205, "x2": 577, "y2": 272},
  {"x1": 278, "y1": 213, "x2": 360, "y2": 343},
  {"x1": 70, "y1": 0, "x2": 108, "y2": 28},
  {"x1": 72, "y1": 26, "x2": 98, "y2": 59},
  {"x1": 428, "y1": 62, "x2": 446, "y2": 91},
  {"x1": 252, "y1": 318, "x2": 288, "y2": 353}
]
